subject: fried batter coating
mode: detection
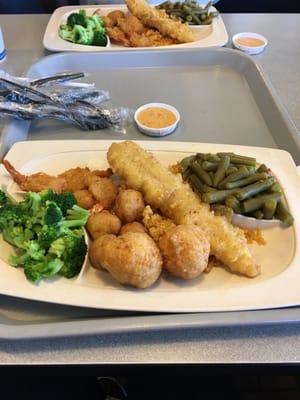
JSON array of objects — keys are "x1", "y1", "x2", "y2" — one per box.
[
  {"x1": 107, "y1": 141, "x2": 260, "y2": 278},
  {"x1": 90, "y1": 232, "x2": 162, "y2": 288},
  {"x1": 120, "y1": 221, "x2": 147, "y2": 235},
  {"x1": 114, "y1": 189, "x2": 145, "y2": 223},
  {"x1": 2, "y1": 159, "x2": 67, "y2": 193},
  {"x1": 106, "y1": 26, "x2": 131, "y2": 46},
  {"x1": 86, "y1": 210, "x2": 121, "y2": 240},
  {"x1": 125, "y1": 0, "x2": 194, "y2": 43},
  {"x1": 88, "y1": 177, "x2": 118, "y2": 209},
  {"x1": 159, "y1": 225, "x2": 210, "y2": 279},
  {"x1": 89, "y1": 234, "x2": 116, "y2": 270},
  {"x1": 73, "y1": 189, "x2": 95, "y2": 209},
  {"x1": 142, "y1": 205, "x2": 175, "y2": 242}
]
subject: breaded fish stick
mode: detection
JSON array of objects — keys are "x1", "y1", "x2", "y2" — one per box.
[
  {"x1": 125, "y1": 0, "x2": 194, "y2": 43},
  {"x1": 107, "y1": 141, "x2": 260, "y2": 278}
]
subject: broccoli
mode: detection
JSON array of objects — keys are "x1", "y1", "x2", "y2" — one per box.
[
  {"x1": 9, "y1": 240, "x2": 45, "y2": 267},
  {"x1": 0, "y1": 203, "x2": 23, "y2": 231},
  {"x1": 37, "y1": 189, "x2": 77, "y2": 216},
  {"x1": 61, "y1": 205, "x2": 89, "y2": 229},
  {"x1": 73, "y1": 24, "x2": 94, "y2": 45},
  {"x1": 37, "y1": 225, "x2": 60, "y2": 249},
  {"x1": 24, "y1": 257, "x2": 64, "y2": 284},
  {"x1": 2, "y1": 224, "x2": 34, "y2": 249},
  {"x1": 59, "y1": 24, "x2": 75, "y2": 43},
  {"x1": 0, "y1": 190, "x2": 8, "y2": 206},
  {"x1": 92, "y1": 30, "x2": 107, "y2": 47},
  {"x1": 67, "y1": 9, "x2": 87, "y2": 27},
  {"x1": 49, "y1": 234, "x2": 87, "y2": 278}
]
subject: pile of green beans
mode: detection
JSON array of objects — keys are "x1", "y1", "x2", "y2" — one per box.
[
  {"x1": 155, "y1": 0, "x2": 218, "y2": 25},
  {"x1": 180, "y1": 152, "x2": 294, "y2": 227}
]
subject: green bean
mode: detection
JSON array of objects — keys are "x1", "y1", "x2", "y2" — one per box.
[
  {"x1": 203, "y1": 154, "x2": 220, "y2": 162},
  {"x1": 186, "y1": 15, "x2": 193, "y2": 22},
  {"x1": 217, "y1": 152, "x2": 256, "y2": 166},
  {"x1": 242, "y1": 193, "x2": 281, "y2": 213},
  {"x1": 209, "y1": 171, "x2": 215, "y2": 181},
  {"x1": 202, "y1": 161, "x2": 218, "y2": 171},
  {"x1": 250, "y1": 210, "x2": 264, "y2": 220},
  {"x1": 225, "y1": 195, "x2": 242, "y2": 214},
  {"x1": 188, "y1": 174, "x2": 205, "y2": 195},
  {"x1": 235, "y1": 177, "x2": 275, "y2": 201},
  {"x1": 219, "y1": 166, "x2": 250, "y2": 188},
  {"x1": 225, "y1": 166, "x2": 238, "y2": 176},
  {"x1": 202, "y1": 189, "x2": 237, "y2": 204},
  {"x1": 257, "y1": 163, "x2": 268, "y2": 173},
  {"x1": 269, "y1": 182, "x2": 282, "y2": 193},
  {"x1": 181, "y1": 166, "x2": 191, "y2": 181},
  {"x1": 224, "y1": 173, "x2": 268, "y2": 189},
  {"x1": 213, "y1": 155, "x2": 230, "y2": 187},
  {"x1": 275, "y1": 200, "x2": 294, "y2": 227},
  {"x1": 191, "y1": 161, "x2": 212, "y2": 186},
  {"x1": 263, "y1": 199, "x2": 277, "y2": 219},
  {"x1": 180, "y1": 155, "x2": 195, "y2": 169},
  {"x1": 202, "y1": 185, "x2": 217, "y2": 193}
]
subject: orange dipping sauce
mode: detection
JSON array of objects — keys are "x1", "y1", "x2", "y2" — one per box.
[
  {"x1": 137, "y1": 107, "x2": 177, "y2": 129},
  {"x1": 235, "y1": 37, "x2": 265, "y2": 47}
]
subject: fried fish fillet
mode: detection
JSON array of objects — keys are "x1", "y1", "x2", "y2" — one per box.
[
  {"x1": 107, "y1": 141, "x2": 260, "y2": 278},
  {"x1": 125, "y1": 0, "x2": 194, "y2": 43}
]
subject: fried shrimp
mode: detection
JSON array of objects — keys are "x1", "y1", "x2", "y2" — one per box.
[
  {"x1": 86, "y1": 210, "x2": 121, "y2": 239},
  {"x1": 2, "y1": 159, "x2": 67, "y2": 193},
  {"x1": 107, "y1": 141, "x2": 260, "y2": 278},
  {"x1": 159, "y1": 225, "x2": 210, "y2": 279},
  {"x1": 125, "y1": 0, "x2": 194, "y2": 43},
  {"x1": 89, "y1": 232, "x2": 162, "y2": 288},
  {"x1": 88, "y1": 177, "x2": 118, "y2": 209}
]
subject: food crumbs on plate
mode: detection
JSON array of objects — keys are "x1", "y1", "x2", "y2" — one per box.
[
  {"x1": 137, "y1": 107, "x2": 177, "y2": 129},
  {"x1": 235, "y1": 37, "x2": 265, "y2": 47},
  {"x1": 244, "y1": 229, "x2": 266, "y2": 246}
]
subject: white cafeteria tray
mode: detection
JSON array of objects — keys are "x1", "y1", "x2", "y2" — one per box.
[
  {"x1": 1, "y1": 48, "x2": 300, "y2": 339},
  {"x1": 43, "y1": 4, "x2": 228, "y2": 52}
]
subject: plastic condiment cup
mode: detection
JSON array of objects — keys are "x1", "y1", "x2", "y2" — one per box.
[
  {"x1": 134, "y1": 103, "x2": 180, "y2": 137},
  {"x1": 232, "y1": 32, "x2": 268, "y2": 55}
]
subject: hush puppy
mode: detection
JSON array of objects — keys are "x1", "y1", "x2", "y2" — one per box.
[
  {"x1": 86, "y1": 210, "x2": 121, "y2": 240},
  {"x1": 89, "y1": 232, "x2": 162, "y2": 288},
  {"x1": 88, "y1": 177, "x2": 118, "y2": 209},
  {"x1": 73, "y1": 189, "x2": 95, "y2": 209},
  {"x1": 115, "y1": 189, "x2": 145, "y2": 223},
  {"x1": 120, "y1": 221, "x2": 147, "y2": 235},
  {"x1": 159, "y1": 225, "x2": 210, "y2": 279}
]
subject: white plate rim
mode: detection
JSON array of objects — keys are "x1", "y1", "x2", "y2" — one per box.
[
  {"x1": 0, "y1": 139, "x2": 299, "y2": 313},
  {"x1": 43, "y1": 4, "x2": 229, "y2": 52}
]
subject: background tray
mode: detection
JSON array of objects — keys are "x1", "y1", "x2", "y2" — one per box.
[
  {"x1": 43, "y1": 4, "x2": 228, "y2": 52},
  {"x1": 1, "y1": 48, "x2": 300, "y2": 339},
  {"x1": 1, "y1": 48, "x2": 299, "y2": 161}
]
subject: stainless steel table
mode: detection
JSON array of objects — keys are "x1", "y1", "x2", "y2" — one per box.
[{"x1": 0, "y1": 13, "x2": 300, "y2": 364}]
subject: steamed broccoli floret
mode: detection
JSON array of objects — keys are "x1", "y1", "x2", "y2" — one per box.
[
  {"x1": 59, "y1": 24, "x2": 75, "y2": 43},
  {"x1": 39, "y1": 189, "x2": 77, "y2": 216},
  {"x1": 9, "y1": 241, "x2": 45, "y2": 267},
  {"x1": 2, "y1": 224, "x2": 34, "y2": 249},
  {"x1": 92, "y1": 30, "x2": 107, "y2": 46},
  {"x1": 61, "y1": 205, "x2": 89, "y2": 229},
  {"x1": 24, "y1": 257, "x2": 64, "y2": 284},
  {"x1": 86, "y1": 15, "x2": 104, "y2": 32},
  {"x1": 49, "y1": 234, "x2": 87, "y2": 278},
  {"x1": 67, "y1": 9, "x2": 87, "y2": 27},
  {"x1": 37, "y1": 225, "x2": 60, "y2": 249},
  {"x1": 0, "y1": 190, "x2": 8, "y2": 206},
  {"x1": 0, "y1": 204, "x2": 23, "y2": 231},
  {"x1": 73, "y1": 25, "x2": 94, "y2": 45}
]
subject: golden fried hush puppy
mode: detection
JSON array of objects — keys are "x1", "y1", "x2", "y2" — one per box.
[
  {"x1": 120, "y1": 221, "x2": 147, "y2": 235},
  {"x1": 73, "y1": 189, "x2": 95, "y2": 209},
  {"x1": 88, "y1": 177, "x2": 118, "y2": 209},
  {"x1": 90, "y1": 232, "x2": 162, "y2": 288},
  {"x1": 89, "y1": 234, "x2": 116, "y2": 270},
  {"x1": 86, "y1": 210, "x2": 121, "y2": 240},
  {"x1": 159, "y1": 225, "x2": 210, "y2": 279},
  {"x1": 114, "y1": 189, "x2": 145, "y2": 223}
]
